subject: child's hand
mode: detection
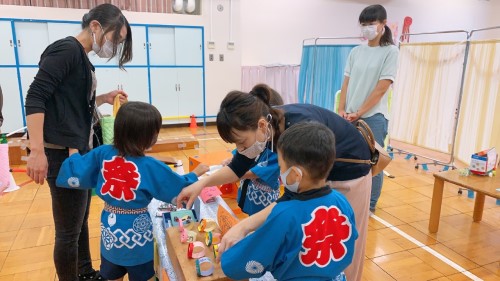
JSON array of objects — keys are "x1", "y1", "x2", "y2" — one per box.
[
  {"x1": 193, "y1": 164, "x2": 209, "y2": 177},
  {"x1": 216, "y1": 222, "x2": 246, "y2": 263},
  {"x1": 220, "y1": 157, "x2": 232, "y2": 166}
]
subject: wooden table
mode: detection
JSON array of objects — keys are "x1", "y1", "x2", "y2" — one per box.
[
  {"x1": 165, "y1": 225, "x2": 230, "y2": 281},
  {"x1": 429, "y1": 170, "x2": 500, "y2": 233}
]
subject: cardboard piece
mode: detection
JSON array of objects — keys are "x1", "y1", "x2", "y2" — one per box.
[
  {"x1": 200, "y1": 186, "x2": 222, "y2": 204},
  {"x1": 217, "y1": 205, "x2": 239, "y2": 237},
  {"x1": 146, "y1": 154, "x2": 177, "y2": 165},
  {"x1": 148, "y1": 136, "x2": 199, "y2": 153},
  {"x1": 7, "y1": 138, "x2": 28, "y2": 165}
]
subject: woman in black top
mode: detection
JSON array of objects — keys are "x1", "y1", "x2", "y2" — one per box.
[
  {"x1": 25, "y1": 4, "x2": 132, "y2": 281},
  {"x1": 177, "y1": 84, "x2": 373, "y2": 280}
]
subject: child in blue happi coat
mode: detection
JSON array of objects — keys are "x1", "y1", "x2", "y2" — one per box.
[
  {"x1": 56, "y1": 102, "x2": 208, "y2": 281},
  {"x1": 221, "y1": 122, "x2": 358, "y2": 281}
]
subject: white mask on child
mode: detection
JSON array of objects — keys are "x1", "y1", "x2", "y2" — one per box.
[{"x1": 280, "y1": 167, "x2": 302, "y2": 193}]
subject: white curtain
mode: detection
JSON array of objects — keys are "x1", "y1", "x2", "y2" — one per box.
[
  {"x1": 455, "y1": 39, "x2": 500, "y2": 163},
  {"x1": 390, "y1": 41, "x2": 466, "y2": 154},
  {"x1": 241, "y1": 65, "x2": 300, "y2": 104}
]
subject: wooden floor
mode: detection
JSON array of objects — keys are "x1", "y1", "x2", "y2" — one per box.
[{"x1": 0, "y1": 126, "x2": 499, "y2": 281}]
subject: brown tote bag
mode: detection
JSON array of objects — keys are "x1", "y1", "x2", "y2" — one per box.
[{"x1": 336, "y1": 120, "x2": 392, "y2": 177}]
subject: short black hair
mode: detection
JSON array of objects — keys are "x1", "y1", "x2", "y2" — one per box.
[
  {"x1": 277, "y1": 122, "x2": 336, "y2": 181},
  {"x1": 113, "y1": 102, "x2": 161, "y2": 157}
]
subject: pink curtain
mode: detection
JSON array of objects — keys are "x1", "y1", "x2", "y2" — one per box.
[
  {"x1": 0, "y1": 0, "x2": 173, "y2": 13},
  {"x1": 241, "y1": 65, "x2": 300, "y2": 105}
]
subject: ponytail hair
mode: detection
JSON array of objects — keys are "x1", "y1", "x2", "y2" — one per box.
[
  {"x1": 217, "y1": 84, "x2": 284, "y2": 145},
  {"x1": 359, "y1": 4, "x2": 395, "y2": 46},
  {"x1": 380, "y1": 25, "x2": 394, "y2": 46}
]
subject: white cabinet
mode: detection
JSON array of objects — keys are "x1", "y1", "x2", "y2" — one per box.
[
  {"x1": 47, "y1": 22, "x2": 81, "y2": 44},
  {"x1": 14, "y1": 22, "x2": 49, "y2": 65},
  {"x1": 150, "y1": 68, "x2": 178, "y2": 118},
  {"x1": 3, "y1": 20, "x2": 205, "y2": 128},
  {"x1": 148, "y1": 27, "x2": 202, "y2": 66},
  {"x1": 148, "y1": 27, "x2": 176, "y2": 65},
  {"x1": 0, "y1": 21, "x2": 16, "y2": 65},
  {"x1": 177, "y1": 68, "x2": 203, "y2": 116},
  {"x1": 150, "y1": 68, "x2": 203, "y2": 122},
  {"x1": 174, "y1": 28, "x2": 202, "y2": 66},
  {"x1": 19, "y1": 68, "x2": 39, "y2": 103},
  {"x1": 94, "y1": 67, "x2": 150, "y2": 115},
  {"x1": 0, "y1": 69, "x2": 24, "y2": 134},
  {"x1": 128, "y1": 26, "x2": 148, "y2": 66}
]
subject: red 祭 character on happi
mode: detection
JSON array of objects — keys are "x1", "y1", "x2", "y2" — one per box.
[
  {"x1": 300, "y1": 206, "x2": 352, "y2": 267},
  {"x1": 101, "y1": 156, "x2": 141, "y2": 201}
]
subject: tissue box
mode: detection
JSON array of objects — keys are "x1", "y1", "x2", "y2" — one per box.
[{"x1": 469, "y1": 147, "x2": 498, "y2": 176}]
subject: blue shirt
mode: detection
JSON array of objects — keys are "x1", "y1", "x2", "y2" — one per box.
[
  {"x1": 56, "y1": 145, "x2": 198, "y2": 266},
  {"x1": 235, "y1": 148, "x2": 280, "y2": 215},
  {"x1": 221, "y1": 188, "x2": 358, "y2": 281}
]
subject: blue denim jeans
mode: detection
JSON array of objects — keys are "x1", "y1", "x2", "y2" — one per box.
[{"x1": 361, "y1": 113, "x2": 388, "y2": 211}]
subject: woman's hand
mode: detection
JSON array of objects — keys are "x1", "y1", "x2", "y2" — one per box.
[
  {"x1": 104, "y1": 90, "x2": 128, "y2": 105},
  {"x1": 338, "y1": 109, "x2": 348, "y2": 120},
  {"x1": 216, "y1": 222, "x2": 248, "y2": 263},
  {"x1": 346, "y1": 111, "x2": 360, "y2": 123},
  {"x1": 192, "y1": 164, "x2": 209, "y2": 177},
  {"x1": 176, "y1": 181, "x2": 205, "y2": 209},
  {"x1": 26, "y1": 149, "x2": 48, "y2": 185}
]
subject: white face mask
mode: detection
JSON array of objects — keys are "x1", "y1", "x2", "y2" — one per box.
[
  {"x1": 92, "y1": 23, "x2": 114, "y2": 59},
  {"x1": 280, "y1": 166, "x2": 302, "y2": 193},
  {"x1": 238, "y1": 129, "x2": 268, "y2": 159},
  {"x1": 361, "y1": 24, "x2": 379, "y2": 40}
]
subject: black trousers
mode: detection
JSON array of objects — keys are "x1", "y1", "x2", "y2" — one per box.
[{"x1": 45, "y1": 148, "x2": 94, "y2": 281}]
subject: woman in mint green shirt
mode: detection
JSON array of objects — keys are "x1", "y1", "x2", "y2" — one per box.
[{"x1": 338, "y1": 4, "x2": 399, "y2": 212}]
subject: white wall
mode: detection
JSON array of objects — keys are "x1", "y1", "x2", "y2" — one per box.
[
  {"x1": 0, "y1": 0, "x2": 241, "y2": 119},
  {"x1": 240, "y1": 0, "x2": 499, "y2": 65}
]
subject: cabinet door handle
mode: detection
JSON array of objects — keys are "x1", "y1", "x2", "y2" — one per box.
[
  {"x1": 9, "y1": 40, "x2": 13, "y2": 47},
  {"x1": 17, "y1": 39, "x2": 21, "y2": 47},
  {"x1": 179, "y1": 84, "x2": 181, "y2": 91},
  {"x1": 143, "y1": 43, "x2": 146, "y2": 49},
  {"x1": 149, "y1": 42, "x2": 152, "y2": 49}
]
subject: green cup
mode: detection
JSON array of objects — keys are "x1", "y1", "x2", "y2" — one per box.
[{"x1": 100, "y1": 116, "x2": 115, "y2": 145}]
